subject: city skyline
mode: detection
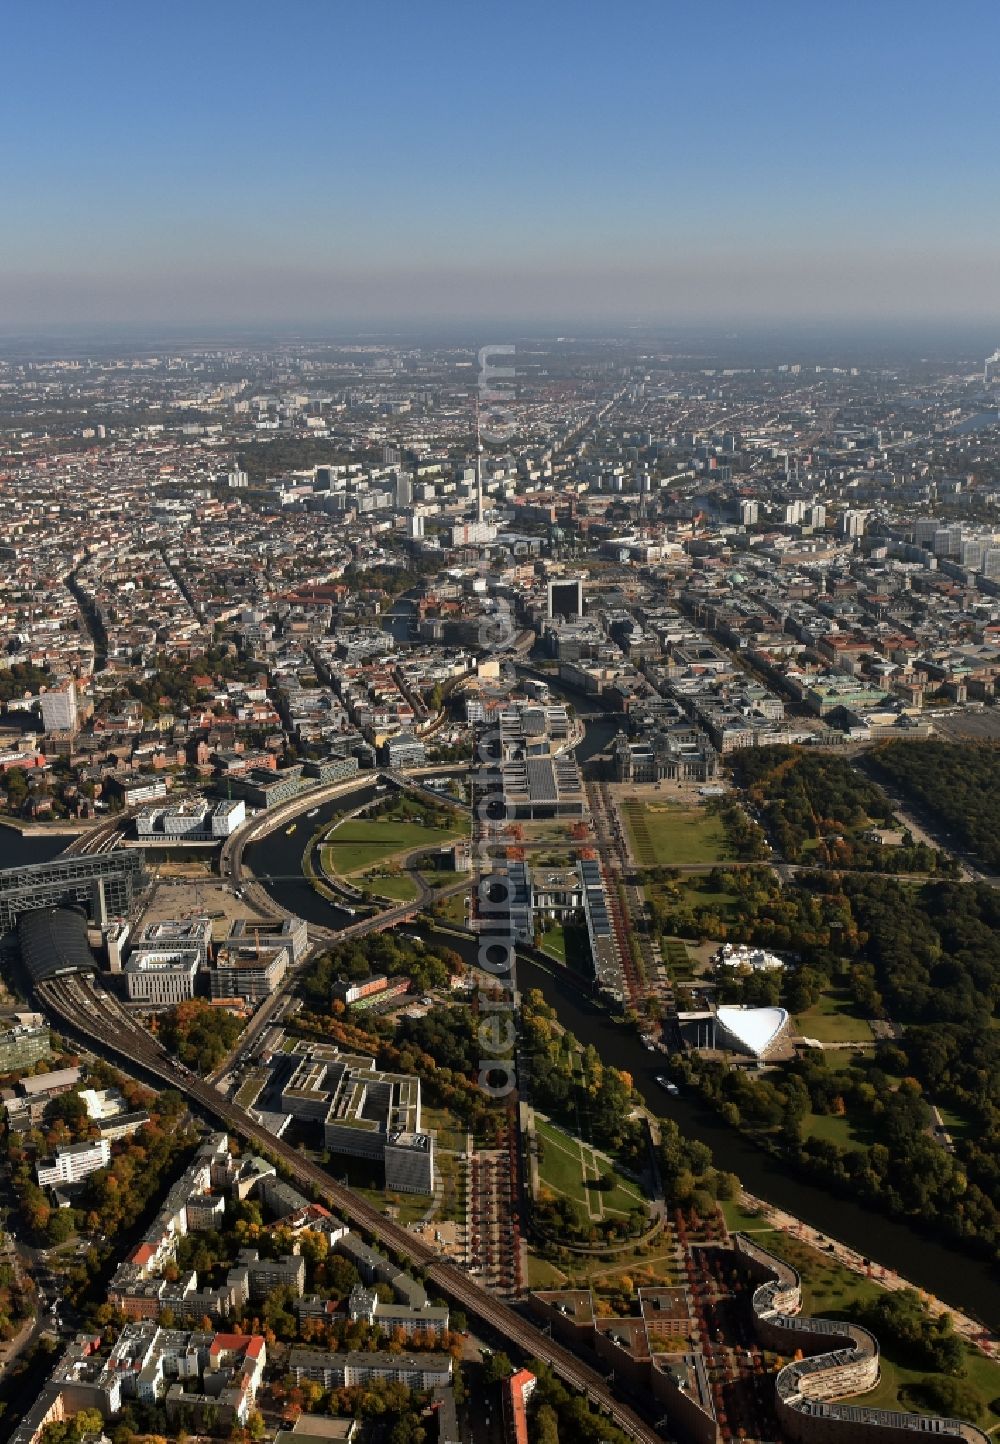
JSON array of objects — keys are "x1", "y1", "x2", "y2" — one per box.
[{"x1": 4, "y1": 0, "x2": 1000, "y2": 328}]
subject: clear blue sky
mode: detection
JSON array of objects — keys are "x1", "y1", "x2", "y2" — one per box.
[{"x1": 3, "y1": 0, "x2": 999, "y2": 328}]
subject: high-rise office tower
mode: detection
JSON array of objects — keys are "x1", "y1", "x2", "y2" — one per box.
[
  {"x1": 839, "y1": 510, "x2": 867, "y2": 539},
  {"x1": 39, "y1": 680, "x2": 78, "y2": 734},
  {"x1": 547, "y1": 578, "x2": 584, "y2": 620},
  {"x1": 394, "y1": 471, "x2": 413, "y2": 509}
]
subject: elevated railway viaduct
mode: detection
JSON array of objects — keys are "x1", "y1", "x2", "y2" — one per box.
[{"x1": 34, "y1": 970, "x2": 668, "y2": 1444}]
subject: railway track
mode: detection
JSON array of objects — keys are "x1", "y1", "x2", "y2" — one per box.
[
  {"x1": 64, "y1": 813, "x2": 132, "y2": 857},
  {"x1": 35, "y1": 972, "x2": 668, "y2": 1444}
]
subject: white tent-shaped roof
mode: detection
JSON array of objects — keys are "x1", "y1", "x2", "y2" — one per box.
[{"x1": 715, "y1": 1005, "x2": 789, "y2": 1058}]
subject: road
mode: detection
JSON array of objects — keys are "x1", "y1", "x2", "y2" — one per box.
[{"x1": 853, "y1": 757, "x2": 994, "y2": 884}]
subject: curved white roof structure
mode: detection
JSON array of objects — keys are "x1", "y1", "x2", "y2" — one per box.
[{"x1": 716, "y1": 1005, "x2": 789, "y2": 1058}]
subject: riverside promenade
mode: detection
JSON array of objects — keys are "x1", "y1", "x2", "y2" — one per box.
[{"x1": 737, "y1": 1187, "x2": 999, "y2": 1361}]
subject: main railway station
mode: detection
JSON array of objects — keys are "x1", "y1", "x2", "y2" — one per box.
[
  {"x1": 0, "y1": 852, "x2": 151, "y2": 991},
  {"x1": 0, "y1": 851, "x2": 147, "y2": 934}
]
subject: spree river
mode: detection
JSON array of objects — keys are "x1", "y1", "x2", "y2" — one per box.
[
  {"x1": 244, "y1": 783, "x2": 384, "y2": 931},
  {"x1": 517, "y1": 957, "x2": 1000, "y2": 1331},
  {"x1": 245, "y1": 756, "x2": 1000, "y2": 1330},
  {"x1": 0, "y1": 826, "x2": 70, "y2": 871}
]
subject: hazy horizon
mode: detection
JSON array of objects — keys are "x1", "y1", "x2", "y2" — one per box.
[{"x1": 4, "y1": 0, "x2": 1000, "y2": 331}]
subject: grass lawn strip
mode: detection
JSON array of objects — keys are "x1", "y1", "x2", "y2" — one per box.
[
  {"x1": 536, "y1": 1117, "x2": 591, "y2": 1205},
  {"x1": 433, "y1": 1150, "x2": 466, "y2": 1224},
  {"x1": 527, "y1": 1247, "x2": 681, "y2": 1289},
  {"x1": 540, "y1": 924, "x2": 567, "y2": 961},
  {"x1": 322, "y1": 816, "x2": 463, "y2": 874},
  {"x1": 661, "y1": 936, "x2": 697, "y2": 981},
  {"x1": 526, "y1": 1255, "x2": 568, "y2": 1288},
  {"x1": 623, "y1": 798, "x2": 732, "y2": 866},
  {"x1": 233, "y1": 1068, "x2": 267, "y2": 1110},
  {"x1": 579, "y1": 1140, "x2": 604, "y2": 1222}
]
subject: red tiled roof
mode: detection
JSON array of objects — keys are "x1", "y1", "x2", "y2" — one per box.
[
  {"x1": 210, "y1": 1332, "x2": 254, "y2": 1355},
  {"x1": 505, "y1": 1370, "x2": 535, "y2": 1444}
]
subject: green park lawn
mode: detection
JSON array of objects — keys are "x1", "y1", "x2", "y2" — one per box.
[
  {"x1": 819, "y1": 1048, "x2": 872, "y2": 1073},
  {"x1": 674, "y1": 874, "x2": 743, "y2": 922},
  {"x1": 539, "y1": 924, "x2": 567, "y2": 961},
  {"x1": 537, "y1": 921, "x2": 593, "y2": 976},
  {"x1": 801, "y1": 1109, "x2": 867, "y2": 1149},
  {"x1": 367, "y1": 872, "x2": 420, "y2": 902},
  {"x1": 430, "y1": 889, "x2": 470, "y2": 927},
  {"x1": 793, "y1": 988, "x2": 874, "y2": 1044},
  {"x1": 720, "y1": 1197, "x2": 771, "y2": 1234},
  {"x1": 856, "y1": 1348, "x2": 1000, "y2": 1430},
  {"x1": 534, "y1": 1116, "x2": 648, "y2": 1221},
  {"x1": 535, "y1": 1116, "x2": 593, "y2": 1203},
  {"x1": 322, "y1": 817, "x2": 463, "y2": 875},
  {"x1": 624, "y1": 799, "x2": 732, "y2": 867}
]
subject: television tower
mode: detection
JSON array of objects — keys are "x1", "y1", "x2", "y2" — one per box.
[{"x1": 475, "y1": 395, "x2": 485, "y2": 524}]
